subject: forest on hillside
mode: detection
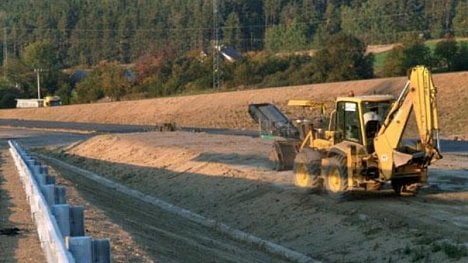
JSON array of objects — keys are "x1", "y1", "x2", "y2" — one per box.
[
  {"x1": 1, "y1": 0, "x2": 467, "y2": 66},
  {"x1": 0, "y1": 0, "x2": 467, "y2": 106}
]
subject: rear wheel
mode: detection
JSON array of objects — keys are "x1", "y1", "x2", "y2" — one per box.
[
  {"x1": 324, "y1": 156, "x2": 349, "y2": 200},
  {"x1": 293, "y1": 149, "x2": 321, "y2": 188}
]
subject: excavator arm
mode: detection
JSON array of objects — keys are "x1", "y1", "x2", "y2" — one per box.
[{"x1": 374, "y1": 66, "x2": 442, "y2": 180}]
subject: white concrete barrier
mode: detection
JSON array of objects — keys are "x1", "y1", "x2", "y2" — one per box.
[
  {"x1": 9, "y1": 140, "x2": 111, "y2": 263},
  {"x1": 9, "y1": 140, "x2": 74, "y2": 263}
]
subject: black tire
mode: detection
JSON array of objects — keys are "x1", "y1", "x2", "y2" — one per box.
[
  {"x1": 293, "y1": 148, "x2": 322, "y2": 189},
  {"x1": 323, "y1": 155, "x2": 349, "y2": 200}
]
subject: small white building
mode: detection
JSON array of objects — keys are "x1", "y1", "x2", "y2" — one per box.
[{"x1": 16, "y1": 99, "x2": 44, "y2": 108}]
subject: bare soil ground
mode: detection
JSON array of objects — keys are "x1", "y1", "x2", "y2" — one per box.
[
  {"x1": 38, "y1": 131, "x2": 468, "y2": 263},
  {"x1": 1, "y1": 73, "x2": 467, "y2": 262},
  {"x1": 44, "y1": 158, "x2": 294, "y2": 263},
  {"x1": 0, "y1": 147, "x2": 46, "y2": 262},
  {"x1": 0, "y1": 72, "x2": 466, "y2": 138}
]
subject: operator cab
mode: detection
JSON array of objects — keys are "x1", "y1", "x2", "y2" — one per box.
[{"x1": 334, "y1": 95, "x2": 394, "y2": 152}]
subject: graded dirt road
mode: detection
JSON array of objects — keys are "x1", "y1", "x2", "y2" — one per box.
[
  {"x1": 36, "y1": 131, "x2": 468, "y2": 263},
  {"x1": 1, "y1": 128, "x2": 303, "y2": 262}
]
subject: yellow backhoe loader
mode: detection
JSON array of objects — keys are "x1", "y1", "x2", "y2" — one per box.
[{"x1": 272, "y1": 66, "x2": 442, "y2": 198}]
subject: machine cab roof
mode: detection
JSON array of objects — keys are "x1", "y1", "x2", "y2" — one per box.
[
  {"x1": 334, "y1": 95, "x2": 395, "y2": 151},
  {"x1": 336, "y1": 94, "x2": 395, "y2": 104}
]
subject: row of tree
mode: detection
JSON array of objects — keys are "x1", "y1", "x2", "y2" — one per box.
[
  {"x1": 69, "y1": 35, "x2": 467, "y2": 104},
  {"x1": 0, "y1": 1, "x2": 467, "y2": 107},
  {"x1": 1, "y1": 0, "x2": 467, "y2": 68},
  {"x1": 383, "y1": 36, "x2": 468, "y2": 76},
  {"x1": 0, "y1": 33, "x2": 466, "y2": 107}
]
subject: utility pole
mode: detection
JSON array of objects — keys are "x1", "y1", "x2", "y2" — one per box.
[
  {"x1": 3, "y1": 27, "x2": 7, "y2": 79},
  {"x1": 34, "y1": 68, "x2": 45, "y2": 100},
  {"x1": 212, "y1": 0, "x2": 222, "y2": 90}
]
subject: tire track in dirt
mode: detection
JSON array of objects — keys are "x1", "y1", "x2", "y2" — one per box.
[
  {"x1": 42, "y1": 155, "x2": 302, "y2": 263},
  {"x1": 43, "y1": 131, "x2": 468, "y2": 263}
]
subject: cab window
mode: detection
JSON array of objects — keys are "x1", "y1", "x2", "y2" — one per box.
[{"x1": 336, "y1": 102, "x2": 362, "y2": 143}]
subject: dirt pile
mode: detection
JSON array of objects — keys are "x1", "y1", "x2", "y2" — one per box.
[{"x1": 1, "y1": 71, "x2": 467, "y2": 137}]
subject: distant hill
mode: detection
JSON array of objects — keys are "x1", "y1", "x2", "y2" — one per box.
[{"x1": 1, "y1": 0, "x2": 467, "y2": 67}]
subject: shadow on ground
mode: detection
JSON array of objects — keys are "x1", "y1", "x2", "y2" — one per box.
[{"x1": 35, "y1": 149, "x2": 468, "y2": 263}]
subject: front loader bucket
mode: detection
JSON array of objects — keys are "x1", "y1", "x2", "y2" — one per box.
[
  {"x1": 269, "y1": 140, "x2": 299, "y2": 171},
  {"x1": 248, "y1": 103, "x2": 299, "y2": 139}
]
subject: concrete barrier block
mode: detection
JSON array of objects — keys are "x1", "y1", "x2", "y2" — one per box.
[
  {"x1": 52, "y1": 204, "x2": 71, "y2": 237},
  {"x1": 92, "y1": 239, "x2": 111, "y2": 263},
  {"x1": 66, "y1": 236, "x2": 92, "y2": 263},
  {"x1": 40, "y1": 165, "x2": 49, "y2": 175},
  {"x1": 25, "y1": 158, "x2": 35, "y2": 169},
  {"x1": 46, "y1": 175, "x2": 56, "y2": 185},
  {"x1": 70, "y1": 206, "x2": 85, "y2": 237},
  {"x1": 32, "y1": 165, "x2": 41, "y2": 177},
  {"x1": 35, "y1": 172, "x2": 46, "y2": 186},
  {"x1": 41, "y1": 184, "x2": 56, "y2": 207},
  {"x1": 55, "y1": 186, "x2": 67, "y2": 204}
]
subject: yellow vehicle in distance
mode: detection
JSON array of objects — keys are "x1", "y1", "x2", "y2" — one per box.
[{"x1": 43, "y1": 96, "x2": 62, "y2": 107}]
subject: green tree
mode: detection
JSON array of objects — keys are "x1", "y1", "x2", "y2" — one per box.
[
  {"x1": 73, "y1": 74, "x2": 104, "y2": 104},
  {"x1": 22, "y1": 40, "x2": 61, "y2": 95},
  {"x1": 434, "y1": 37, "x2": 459, "y2": 71},
  {"x1": 264, "y1": 18, "x2": 308, "y2": 52},
  {"x1": 22, "y1": 40, "x2": 59, "y2": 70},
  {"x1": 224, "y1": 12, "x2": 241, "y2": 48},
  {"x1": 72, "y1": 61, "x2": 131, "y2": 103},
  {"x1": 0, "y1": 87, "x2": 20, "y2": 108},
  {"x1": 283, "y1": 19, "x2": 308, "y2": 51},
  {"x1": 97, "y1": 61, "x2": 132, "y2": 101},
  {"x1": 453, "y1": 0, "x2": 468, "y2": 37},
  {"x1": 400, "y1": 0, "x2": 427, "y2": 33},
  {"x1": 264, "y1": 0, "x2": 283, "y2": 27},
  {"x1": 402, "y1": 37, "x2": 433, "y2": 70},
  {"x1": 118, "y1": 15, "x2": 135, "y2": 63},
  {"x1": 382, "y1": 37, "x2": 434, "y2": 77},
  {"x1": 341, "y1": 0, "x2": 397, "y2": 44},
  {"x1": 264, "y1": 26, "x2": 284, "y2": 52},
  {"x1": 313, "y1": 3, "x2": 341, "y2": 46},
  {"x1": 312, "y1": 33, "x2": 374, "y2": 82},
  {"x1": 453, "y1": 43, "x2": 468, "y2": 71},
  {"x1": 382, "y1": 46, "x2": 406, "y2": 76}
]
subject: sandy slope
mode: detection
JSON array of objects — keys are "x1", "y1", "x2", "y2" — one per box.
[
  {"x1": 0, "y1": 71, "x2": 467, "y2": 137},
  {"x1": 43, "y1": 131, "x2": 468, "y2": 263}
]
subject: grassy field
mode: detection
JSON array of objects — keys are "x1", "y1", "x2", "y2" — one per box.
[
  {"x1": 372, "y1": 38, "x2": 468, "y2": 75},
  {"x1": 374, "y1": 52, "x2": 389, "y2": 70}
]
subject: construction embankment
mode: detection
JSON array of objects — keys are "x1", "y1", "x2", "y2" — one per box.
[{"x1": 0, "y1": 71, "x2": 467, "y2": 138}]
